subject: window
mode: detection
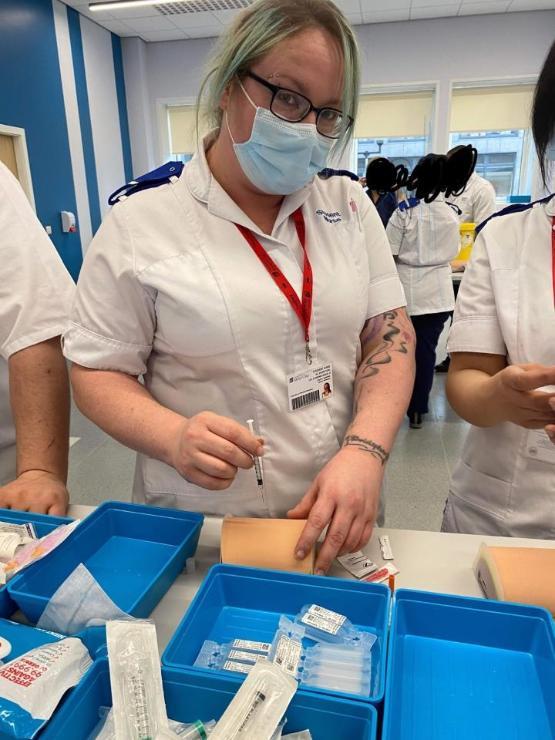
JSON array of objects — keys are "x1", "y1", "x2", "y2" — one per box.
[
  {"x1": 354, "y1": 136, "x2": 428, "y2": 179},
  {"x1": 167, "y1": 105, "x2": 209, "y2": 161},
  {"x1": 351, "y1": 91, "x2": 433, "y2": 178},
  {"x1": 449, "y1": 86, "x2": 536, "y2": 200},
  {"x1": 449, "y1": 129, "x2": 534, "y2": 199}
]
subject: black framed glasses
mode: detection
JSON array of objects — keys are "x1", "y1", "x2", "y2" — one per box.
[{"x1": 245, "y1": 71, "x2": 353, "y2": 139}]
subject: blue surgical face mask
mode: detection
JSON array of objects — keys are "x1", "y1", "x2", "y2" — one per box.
[
  {"x1": 546, "y1": 136, "x2": 555, "y2": 161},
  {"x1": 226, "y1": 82, "x2": 333, "y2": 195}
]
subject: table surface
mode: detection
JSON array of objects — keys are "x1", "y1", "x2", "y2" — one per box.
[{"x1": 68, "y1": 504, "x2": 555, "y2": 652}]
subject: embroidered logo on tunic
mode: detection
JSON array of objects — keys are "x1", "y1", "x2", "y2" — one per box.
[{"x1": 315, "y1": 209, "x2": 342, "y2": 224}]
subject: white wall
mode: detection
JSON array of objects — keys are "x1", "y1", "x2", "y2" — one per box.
[
  {"x1": 52, "y1": 0, "x2": 93, "y2": 250},
  {"x1": 122, "y1": 10, "x2": 555, "y2": 174},
  {"x1": 81, "y1": 16, "x2": 125, "y2": 216}
]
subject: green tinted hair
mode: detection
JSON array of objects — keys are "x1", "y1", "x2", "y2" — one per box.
[{"x1": 197, "y1": 0, "x2": 360, "y2": 152}]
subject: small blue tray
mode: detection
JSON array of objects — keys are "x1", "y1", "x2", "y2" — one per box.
[
  {"x1": 162, "y1": 563, "x2": 390, "y2": 704},
  {"x1": 382, "y1": 589, "x2": 555, "y2": 740},
  {"x1": 0, "y1": 508, "x2": 71, "y2": 617},
  {"x1": 8, "y1": 501, "x2": 203, "y2": 623},
  {"x1": 41, "y1": 659, "x2": 378, "y2": 739}
]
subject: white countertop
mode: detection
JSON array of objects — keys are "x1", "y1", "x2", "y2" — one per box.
[{"x1": 68, "y1": 505, "x2": 555, "y2": 652}]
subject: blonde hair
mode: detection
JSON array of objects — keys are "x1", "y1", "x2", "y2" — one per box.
[{"x1": 197, "y1": 0, "x2": 360, "y2": 151}]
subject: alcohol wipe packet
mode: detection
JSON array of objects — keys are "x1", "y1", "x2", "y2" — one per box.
[{"x1": 0, "y1": 636, "x2": 92, "y2": 738}]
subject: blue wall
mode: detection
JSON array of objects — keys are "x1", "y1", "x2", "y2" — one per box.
[{"x1": 0, "y1": 0, "x2": 81, "y2": 279}]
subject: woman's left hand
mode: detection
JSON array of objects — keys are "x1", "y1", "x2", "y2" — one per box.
[{"x1": 287, "y1": 447, "x2": 383, "y2": 575}]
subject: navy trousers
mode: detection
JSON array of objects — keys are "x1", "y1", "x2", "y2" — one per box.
[{"x1": 408, "y1": 311, "x2": 451, "y2": 416}]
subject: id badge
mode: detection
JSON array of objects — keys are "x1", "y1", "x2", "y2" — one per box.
[
  {"x1": 524, "y1": 430, "x2": 555, "y2": 465},
  {"x1": 287, "y1": 363, "x2": 333, "y2": 412}
]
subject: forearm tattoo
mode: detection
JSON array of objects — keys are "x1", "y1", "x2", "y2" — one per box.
[
  {"x1": 360, "y1": 310, "x2": 411, "y2": 380},
  {"x1": 343, "y1": 434, "x2": 390, "y2": 465}
]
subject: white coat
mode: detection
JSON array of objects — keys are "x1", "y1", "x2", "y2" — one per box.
[
  {"x1": 386, "y1": 197, "x2": 460, "y2": 316},
  {"x1": 443, "y1": 195, "x2": 555, "y2": 537},
  {"x1": 447, "y1": 172, "x2": 497, "y2": 225},
  {"x1": 0, "y1": 163, "x2": 74, "y2": 484},
  {"x1": 63, "y1": 139, "x2": 406, "y2": 517}
]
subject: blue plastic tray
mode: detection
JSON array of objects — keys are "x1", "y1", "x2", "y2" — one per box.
[
  {"x1": 162, "y1": 563, "x2": 390, "y2": 704},
  {"x1": 382, "y1": 589, "x2": 555, "y2": 740},
  {"x1": 0, "y1": 508, "x2": 71, "y2": 617},
  {"x1": 41, "y1": 659, "x2": 378, "y2": 739},
  {"x1": 8, "y1": 501, "x2": 203, "y2": 623}
]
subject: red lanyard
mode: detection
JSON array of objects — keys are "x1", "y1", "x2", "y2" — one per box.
[{"x1": 236, "y1": 208, "x2": 314, "y2": 364}]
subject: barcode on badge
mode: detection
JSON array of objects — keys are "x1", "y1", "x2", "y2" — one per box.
[{"x1": 292, "y1": 390, "x2": 320, "y2": 411}]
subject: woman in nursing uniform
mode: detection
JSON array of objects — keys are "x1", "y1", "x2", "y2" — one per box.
[
  {"x1": 64, "y1": 0, "x2": 415, "y2": 573},
  {"x1": 443, "y1": 40, "x2": 555, "y2": 538}
]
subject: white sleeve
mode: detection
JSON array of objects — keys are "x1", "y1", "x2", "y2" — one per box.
[
  {"x1": 447, "y1": 228, "x2": 506, "y2": 355},
  {"x1": 473, "y1": 180, "x2": 497, "y2": 226},
  {"x1": 359, "y1": 192, "x2": 406, "y2": 319},
  {"x1": 63, "y1": 202, "x2": 156, "y2": 375},
  {"x1": 385, "y1": 208, "x2": 406, "y2": 257},
  {"x1": 0, "y1": 164, "x2": 74, "y2": 360}
]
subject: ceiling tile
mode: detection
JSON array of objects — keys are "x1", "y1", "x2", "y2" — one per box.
[
  {"x1": 344, "y1": 11, "x2": 363, "y2": 23},
  {"x1": 411, "y1": 0, "x2": 460, "y2": 6},
  {"x1": 141, "y1": 29, "x2": 187, "y2": 41},
  {"x1": 184, "y1": 25, "x2": 221, "y2": 38},
  {"x1": 212, "y1": 9, "x2": 242, "y2": 25},
  {"x1": 103, "y1": 7, "x2": 160, "y2": 19},
  {"x1": 361, "y1": 8, "x2": 410, "y2": 22},
  {"x1": 459, "y1": 1, "x2": 511, "y2": 14},
  {"x1": 360, "y1": 0, "x2": 411, "y2": 9},
  {"x1": 332, "y1": 0, "x2": 362, "y2": 13},
  {"x1": 411, "y1": 5, "x2": 459, "y2": 18},
  {"x1": 169, "y1": 11, "x2": 218, "y2": 29},
  {"x1": 78, "y1": 7, "x2": 115, "y2": 21},
  {"x1": 99, "y1": 19, "x2": 134, "y2": 33},
  {"x1": 509, "y1": 0, "x2": 555, "y2": 8},
  {"x1": 124, "y1": 15, "x2": 176, "y2": 30}
]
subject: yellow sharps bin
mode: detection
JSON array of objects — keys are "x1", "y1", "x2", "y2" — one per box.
[{"x1": 456, "y1": 222, "x2": 476, "y2": 262}]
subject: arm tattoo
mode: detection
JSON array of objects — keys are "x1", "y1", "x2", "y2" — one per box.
[
  {"x1": 360, "y1": 310, "x2": 410, "y2": 380},
  {"x1": 343, "y1": 434, "x2": 390, "y2": 465}
]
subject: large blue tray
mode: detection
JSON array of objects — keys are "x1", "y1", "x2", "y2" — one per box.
[
  {"x1": 0, "y1": 508, "x2": 71, "y2": 618},
  {"x1": 162, "y1": 563, "x2": 390, "y2": 704},
  {"x1": 41, "y1": 659, "x2": 378, "y2": 739},
  {"x1": 382, "y1": 589, "x2": 555, "y2": 740},
  {"x1": 8, "y1": 501, "x2": 203, "y2": 623}
]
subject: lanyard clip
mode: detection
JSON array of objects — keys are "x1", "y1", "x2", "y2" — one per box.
[{"x1": 305, "y1": 342, "x2": 313, "y2": 366}]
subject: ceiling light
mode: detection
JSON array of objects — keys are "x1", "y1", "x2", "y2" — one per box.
[{"x1": 89, "y1": 0, "x2": 178, "y2": 10}]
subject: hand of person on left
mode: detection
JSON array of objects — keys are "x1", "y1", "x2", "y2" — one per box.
[
  {"x1": 287, "y1": 447, "x2": 383, "y2": 575},
  {"x1": 0, "y1": 470, "x2": 69, "y2": 516}
]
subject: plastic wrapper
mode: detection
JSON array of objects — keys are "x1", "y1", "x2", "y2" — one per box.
[
  {"x1": 89, "y1": 706, "x2": 215, "y2": 739},
  {"x1": 107, "y1": 619, "x2": 169, "y2": 739},
  {"x1": 0, "y1": 521, "x2": 80, "y2": 584},
  {"x1": 210, "y1": 661, "x2": 297, "y2": 740}
]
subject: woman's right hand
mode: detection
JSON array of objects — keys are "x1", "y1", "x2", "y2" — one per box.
[
  {"x1": 490, "y1": 363, "x2": 555, "y2": 428},
  {"x1": 170, "y1": 411, "x2": 263, "y2": 490}
]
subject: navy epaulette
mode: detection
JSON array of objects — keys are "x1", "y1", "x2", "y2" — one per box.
[
  {"x1": 318, "y1": 168, "x2": 360, "y2": 182},
  {"x1": 476, "y1": 193, "x2": 555, "y2": 235},
  {"x1": 108, "y1": 161, "x2": 184, "y2": 206},
  {"x1": 398, "y1": 197, "x2": 420, "y2": 212}
]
